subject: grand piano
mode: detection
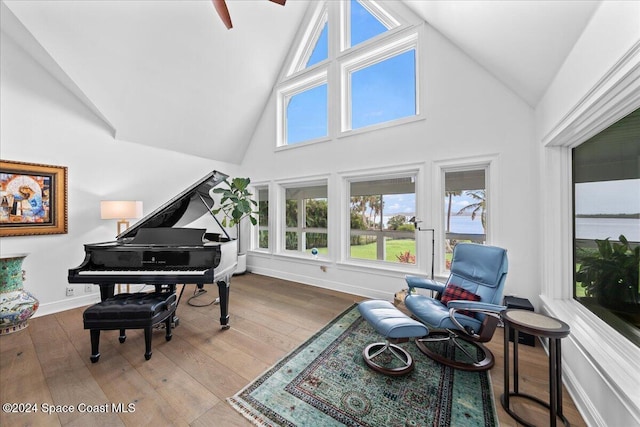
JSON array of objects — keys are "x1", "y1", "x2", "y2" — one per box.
[{"x1": 68, "y1": 170, "x2": 238, "y2": 329}]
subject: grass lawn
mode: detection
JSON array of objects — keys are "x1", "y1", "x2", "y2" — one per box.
[
  {"x1": 308, "y1": 239, "x2": 416, "y2": 262},
  {"x1": 350, "y1": 239, "x2": 416, "y2": 262}
]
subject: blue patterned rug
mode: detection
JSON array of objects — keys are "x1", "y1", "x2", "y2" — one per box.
[{"x1": 228, "y1": 305, "x2": 497, "y2": 426}]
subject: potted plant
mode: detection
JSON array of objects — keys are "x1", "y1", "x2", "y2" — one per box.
[
  {"x1": 212, "y1": 177, "x2": 258, "y2": 274},
  {"x1": 575, "y1": 234, "x2": 639, "y2": 323}
]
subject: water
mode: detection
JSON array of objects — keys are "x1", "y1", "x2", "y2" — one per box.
[
  {"x1": 575, "y1": 217, "x2": 639, "y2": 242},
  {"x1": 449, "y1": 216, "x2": 639, "y2": 242},
  {"x1": 446, "y1": 215, "x2": 484, "y2": 234}
]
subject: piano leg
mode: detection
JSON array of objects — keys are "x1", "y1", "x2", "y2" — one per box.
[
  {"x1": 89, "y1": 329, "x2": 101, "y2": 363},
  {"x1": 217, "y1": 279, "x2": 230, "y2": 329},
  {"x1": 100, "y1": 284, "x2": 115, "y2": 301}
]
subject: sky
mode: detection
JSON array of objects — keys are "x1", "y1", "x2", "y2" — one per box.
[{"x1": 383, "y1": 193, "x2": 480, "y2": 216}]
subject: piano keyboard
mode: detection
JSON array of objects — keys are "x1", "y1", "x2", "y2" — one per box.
[{"x1": 78, "y1": 269, "x2": 208, "y2": 275}]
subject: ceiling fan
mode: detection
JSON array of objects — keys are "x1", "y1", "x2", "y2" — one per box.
[{"x1": 212, "y1": 0, "x2": 286, "y2": 29}]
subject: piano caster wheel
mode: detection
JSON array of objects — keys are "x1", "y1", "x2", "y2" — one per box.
[
  {"x1": 221, "y1": 324, "x2": 230, "y2": 330},
  {"x1": 90, "y1": 354, "x2": 100, "y2": 363},
  {"x1": 145, "y1": 352, "x2": 152, "y2": 361},
  {"x1": 119, "y1": 336, "x2": 126, "y2": 343},
  {"x1": 166, "y1": 333, "x2": 173, "y2": 342}
]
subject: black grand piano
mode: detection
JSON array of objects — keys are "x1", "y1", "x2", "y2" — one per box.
[{"x1": 68, "y1": 170, "x2": 238, "y2": 329}]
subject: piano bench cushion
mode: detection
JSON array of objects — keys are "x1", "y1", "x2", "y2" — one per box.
[{"x1": 83, "y1": 292, "x2": 177, "y2": 329}]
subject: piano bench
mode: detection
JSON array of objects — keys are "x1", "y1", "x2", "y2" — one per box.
[{"x1": 83, "y1": 292, "x2": 177, "y2": 363}]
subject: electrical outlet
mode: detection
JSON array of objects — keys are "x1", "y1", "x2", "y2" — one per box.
[
  {"x1": 85, "y1": 284, "x2": 93, "y2": 293},
  {"x1": 66, "y1": 287, "x2": 74, "y2": 297}
]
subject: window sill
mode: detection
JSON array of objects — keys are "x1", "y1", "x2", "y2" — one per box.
[
  {"x1": 336, "y1": 258, "x2": 432, "y2": 278},
  {"x1": 338, "y1": 114, "x2": 426, "y2": 140},
  {"x1": 249, "y1": 249, "x2": 330, "y2": 266},
  {"x1": 248, "y1": 250, "x2": 434, "y2": 279},
  {"x1": 275, "y1": 135, "x2": 332, "y2": 152},
  {"x1": 540, "y1": 295, "x2": 640, "y2": 418},
  {"x1": 274, "y1": 114, "x2": 426, "y2": 153}
]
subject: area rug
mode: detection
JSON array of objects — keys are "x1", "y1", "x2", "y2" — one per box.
[{"x1": 227, "y1": 304, "x2": 497, "y2": 427}]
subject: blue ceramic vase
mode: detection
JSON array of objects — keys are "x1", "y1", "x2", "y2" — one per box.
[{"x1": 0, "y1": 254, "x2": 39, "y2": 334}]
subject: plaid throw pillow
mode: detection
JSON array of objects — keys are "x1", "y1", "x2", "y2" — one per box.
[{"x1": 440, "y1": 284, "x2": 481, "y2": 318}]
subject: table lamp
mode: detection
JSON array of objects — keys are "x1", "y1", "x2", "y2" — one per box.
[{"x1": 100, "y1": 200, "x2": 143, "y2": 235}]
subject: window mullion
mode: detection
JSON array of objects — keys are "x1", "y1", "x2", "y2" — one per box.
[
  {"x1": 327, "y1": 1, "x2": 340, "y2": 140},
  {"x1": 339, "y1": 0, "x2": 350, "y2": 52}
]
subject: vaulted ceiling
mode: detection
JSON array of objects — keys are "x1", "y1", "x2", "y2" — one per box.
[{"x1": 1, "y1": 0, "x2": 600, "y2": 163}]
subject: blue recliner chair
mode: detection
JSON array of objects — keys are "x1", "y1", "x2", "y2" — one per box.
[{"x1": 404, "y1": 242, "x2": 508, "y2": 371}]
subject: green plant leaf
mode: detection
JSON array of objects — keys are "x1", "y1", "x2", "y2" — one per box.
[{"x1": 211, "y1": 177, "x2": 259, "y2": 230}]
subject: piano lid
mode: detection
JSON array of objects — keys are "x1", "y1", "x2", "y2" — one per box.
[{"x1": 117, "y1": 170, "x2": 228, "y2": 240}]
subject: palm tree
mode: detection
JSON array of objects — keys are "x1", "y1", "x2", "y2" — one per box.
[
  {"x1": 351, "y1": 196, "x2": 368, "y2": 228},
  {"x1": 456, "y1": 190, "x2": 486, "y2": 230},
  {"x1": 367, "y1": 195, "x2": 382, "y2": 228},
  {"x1": 445, "y1": 190, "x2": 461, "y2": 232}
]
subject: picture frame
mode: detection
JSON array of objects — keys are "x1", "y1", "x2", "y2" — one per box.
[{"x1": 0, "y1": 160, "x2": 68, "y2": 237}]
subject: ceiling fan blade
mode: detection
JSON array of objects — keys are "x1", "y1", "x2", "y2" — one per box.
[
  {"x1": 269, "y1": 0, "x2": 286, "y2": 5},
  {"x1": 212, "y1": 0, "x2": 233, "y2": 29}
]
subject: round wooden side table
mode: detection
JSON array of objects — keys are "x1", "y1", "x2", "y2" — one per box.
[{"x1": 500, "y1": 309, "x2": 571, "y2": 427}]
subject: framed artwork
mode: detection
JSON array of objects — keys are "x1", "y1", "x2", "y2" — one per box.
[{"x1": 0, "y1": 160, "x2": 68, "y2": 237}]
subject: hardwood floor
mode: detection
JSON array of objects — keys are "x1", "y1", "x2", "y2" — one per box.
[{"x1": 0, "y1": 273, "x2": 586, "y2": 426}]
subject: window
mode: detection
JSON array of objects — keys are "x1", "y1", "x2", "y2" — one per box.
[
  {"x1": 284, "y1": 183, "x2": 328, "y2": 256},
  {"x1": 289, "y1": 4, "x2": 329, "y2": 75},
  {"x1": 285, "y1": 83, "x2": 328, "y2": 145},
  {"x1": 278, "y1": 70, "x2": 329, "y2": 146},
  {"x1": 306, "y1": 21, "x2": 328, "y2": 68},
  {"x1": 277, "y1": 0, "x2": 419, "y2": 146},
  {"x1": 348, "y1": 0, "x2": 393, "y2": 47},
  {"x1": 348, "y1": 175, "x2": 416, "y2": 264},
  {"x1": 350, "y1": 48, "x2": 416, "y2": 130},
  {"x1": 539, "y1": 58, "x2": 640, "y2": 417},
  {"x1": 257, "y1": 187, "x2": 269, "y2": 249},
  {"x1": 443, "y1": 169, "x2": 487, "y2": 269},
  {"x1": 573, "y1": 108, "x2": 640, "y2": 346}
]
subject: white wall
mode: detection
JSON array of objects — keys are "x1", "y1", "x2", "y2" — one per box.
[
  {"x1": 242, "y1": 22, "x2": 537, "y2": 303},
  {"x1": 535, "y1": 2, "x2": 640, "y2": 426},
  {"x1": 536, "y1": 1, "x2": 640, "y2": 143},
  {"x1": 0, "y1": 30, "x2": 239, "y2": 316}
]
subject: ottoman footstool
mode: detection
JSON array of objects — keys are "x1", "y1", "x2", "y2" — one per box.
[
  {"x1": 358, "y1": 300, "x2": 429, "y2": 375},
  {"x1": 83, "y1": 291, "x2": 177, "y2": 362}
]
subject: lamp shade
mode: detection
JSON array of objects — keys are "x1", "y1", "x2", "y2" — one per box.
[{"x1": 100, "y1": 201, "x2": 143, "y2": 220}]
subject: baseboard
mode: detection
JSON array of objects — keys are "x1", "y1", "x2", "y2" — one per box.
[
  {"x1": 33, "y1": 293, "x2": 101, "y2": 318},
  {"x1": 32, "y1": 284, "x2": 152, "y2": 318},
  {"x1": 247, "y1": 265, "x2": 391, "y2": 301}
]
